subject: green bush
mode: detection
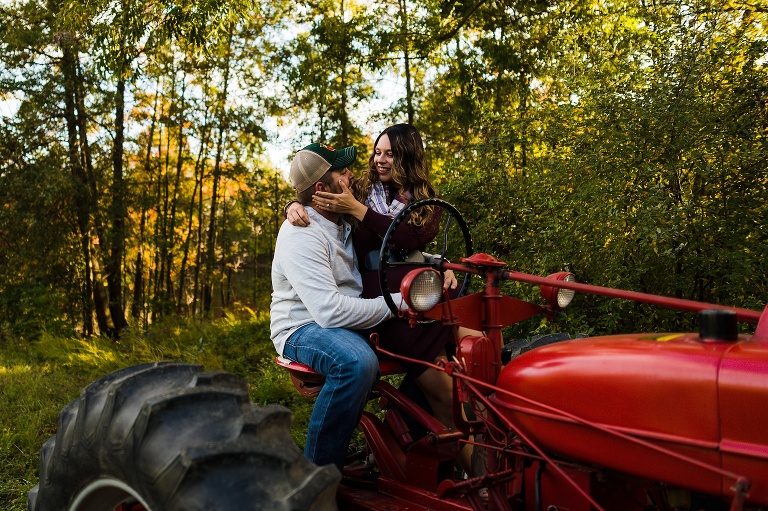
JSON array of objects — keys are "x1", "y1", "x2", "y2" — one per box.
[{"x1": 0, "y1": 284, "x2": 76, "y2": 342}]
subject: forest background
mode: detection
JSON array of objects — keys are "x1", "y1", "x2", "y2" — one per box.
[
  {"x1": 2, "y1": 0, "x2": 767, "y2": 340},
  {"x1": 1, "y1": 0, "x2": 767, "y2": 507}
]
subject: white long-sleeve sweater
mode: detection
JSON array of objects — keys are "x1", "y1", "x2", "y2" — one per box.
[{"x1": 270, "y1": 207, "x2": 396, "y2": 356}]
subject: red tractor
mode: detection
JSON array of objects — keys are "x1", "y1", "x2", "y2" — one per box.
[{"x1": 28, "y1": 200, "x2": 768, "y2": 511}]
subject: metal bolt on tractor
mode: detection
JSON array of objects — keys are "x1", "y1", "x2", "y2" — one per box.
[{"x1": 29, "y1": 199, "x2": 768, "y2": 511}]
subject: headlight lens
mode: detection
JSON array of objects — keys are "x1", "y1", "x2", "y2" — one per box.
[
  {"x1": 402, "y1": 269, "x2": 443, "y2": 312},
  {"x1": 556, "y1": 274, "x2": 576, "y2": 308},
  {"x1": 540, "y1": 271, "x2": 576, "y2": 309}
]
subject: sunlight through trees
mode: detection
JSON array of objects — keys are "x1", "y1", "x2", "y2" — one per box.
[{"x1": 1, "y1": 0, "x2": 766, "y2": 338}]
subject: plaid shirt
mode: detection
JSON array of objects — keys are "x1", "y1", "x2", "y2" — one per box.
[{"x1": 365, "y1": 181, "x2": 411, "y2": 218}]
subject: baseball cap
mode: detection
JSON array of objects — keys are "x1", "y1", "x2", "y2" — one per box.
[{"x1": 289, "y1": 143, "x2": 357, "y2": 193}]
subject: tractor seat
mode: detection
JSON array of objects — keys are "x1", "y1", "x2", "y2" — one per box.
[{"x1": 275, "y1": 356, "x2": 406, "y2": 398}]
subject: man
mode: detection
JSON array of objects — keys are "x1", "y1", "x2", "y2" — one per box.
[{"x1": 270, "y1": 142, "x2": 399, "y2": 471}]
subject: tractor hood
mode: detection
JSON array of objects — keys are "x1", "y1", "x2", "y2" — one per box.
[{"x1": 491, "y1": 334, "x2": 768, "y2": 505}]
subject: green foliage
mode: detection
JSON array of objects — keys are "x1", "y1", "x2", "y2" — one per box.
[
  {"x1": 0, "y1": 116, "x2": 83, "y2": 339},
  {"x1": 0, "y1": 284, "x2": 76, "y2": 341},
  {"x1": 0, "y1": 314, "x2": 313, "y2": 511},
  {"x1": 1, "y1": 0, "x2": 765, "y2": 348},
  {"x1": 269, "y1": 0, "x2": 376, "y2": 149},
  {"x1": 437, "y1": 0, "x2": 768, "y2": 336}
]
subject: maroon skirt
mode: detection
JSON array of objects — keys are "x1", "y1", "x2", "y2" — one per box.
[{"x1": 363, "y1": 319, "x2": 453, "y2": 377}]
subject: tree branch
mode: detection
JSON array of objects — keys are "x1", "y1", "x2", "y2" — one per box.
[{"x1": 434, "y1": 0, "x2": 491, "y2": 43}]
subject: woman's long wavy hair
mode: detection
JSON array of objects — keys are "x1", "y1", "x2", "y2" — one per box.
[{"x1": 353, "y1": 123, "x2": 436, "y2": 227}]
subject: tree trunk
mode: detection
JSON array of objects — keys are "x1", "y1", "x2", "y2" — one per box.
[
  {"x1": 60, "y1": 42, "x2": 94, "y2": 337},
  {"x1": 202, "y1": 27, "x2": 233, "y2": 315},
  {"x1": 192, "y1": 157, "x2": 205, "y2": 316},
  {"x1": 71, "y1": 57, "x2": 112, "y2": 334},
  {"x1": 177, "y1": 112, "x2": 209, "y2": 313},
  {"x1": 107, "y1": 65, "x2": 128, "y2": 335},
  {"x1": 398, "y1": 0, "x2": 414, "y2": 125},
  {"x1": 338, "y1": 0, "x2": 350, "y2": 145},
  {"x1": 202, "y1": 126, "x2": 224, "y2": 314},
  {"x1": 132, "y1": 81, "x2": 161, "y2": 320},
  {"x1": 165, "y1": 77, "x2": 188, "y2": 311}
]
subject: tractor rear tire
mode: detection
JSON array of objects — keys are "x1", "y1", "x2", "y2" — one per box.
[{"x1": 27, "y1": 362, "x2": 340, "y2": 511}]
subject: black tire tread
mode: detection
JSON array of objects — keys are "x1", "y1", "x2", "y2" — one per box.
[{"x1": 28, "y1": 362, "x2": 340, "y2": 511}]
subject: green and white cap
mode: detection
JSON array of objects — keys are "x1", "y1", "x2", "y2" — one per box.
[{"x1": 289, "y1": 143, "x2": 357, "y2": 193}]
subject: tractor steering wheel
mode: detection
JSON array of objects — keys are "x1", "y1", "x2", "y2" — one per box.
[{"x1": 378, "y1": 198, "x2": 473, "y2": 319}]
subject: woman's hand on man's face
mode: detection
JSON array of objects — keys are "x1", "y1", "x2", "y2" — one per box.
[{"x1": 313, "y1": 181, "x2": 368, "y2": 221}]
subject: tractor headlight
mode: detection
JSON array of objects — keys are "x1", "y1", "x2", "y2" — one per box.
[
  {"x1": 400, "y1": 268, "x2": 443, "y2": 312},
  {"x1": 540, "y1": 272, "x2": 576, "y2": 309}
]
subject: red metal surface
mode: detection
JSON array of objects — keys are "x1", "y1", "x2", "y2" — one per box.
[
  {"x1": 424, "y1": 292, "x2": 544, "y2": 334},
  {"x1": 460, "y1": 253, "x2": 507, "y2": 267},
  {"x1": 521, "y1": 463, "x2": 651, "y2": 511},
  {"x1": 719, "y1": 341, "x2": 768, "y2": 504},
  {"x1": 337, "y1": 481, "x2": 471, "y2": 510},
  {"x1": 492, "y1": 334, "x2": 768, "y2": 505},
  {"x1": 456, "y1": 335, "x2": 498, "y2": 395},
  {"x1": 753, "y1": 303, "x2": 768, "y2": 340}
]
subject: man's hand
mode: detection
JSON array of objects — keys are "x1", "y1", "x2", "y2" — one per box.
[{"x1": 287, "y1": 202, "x2": 310, "y2": 227}]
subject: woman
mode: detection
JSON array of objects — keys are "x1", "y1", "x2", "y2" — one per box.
[
  {"x1": 286, "y1": 124, "x2": 448, "y2": 295},
  {"x1": 286, "y1": 124, "x2": 477, "y2": 472}
]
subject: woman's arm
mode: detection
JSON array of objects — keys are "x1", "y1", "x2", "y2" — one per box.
[
  {"x1": 361, "y1": 205, "x2": 441, "y2": 251},
  {"x1": 285, "y1": 201, "x2": 311, "y2": 226}
]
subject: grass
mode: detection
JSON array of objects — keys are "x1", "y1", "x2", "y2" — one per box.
[{"x1": 0, "y1": 311, "x2": 314, "y2": 511}]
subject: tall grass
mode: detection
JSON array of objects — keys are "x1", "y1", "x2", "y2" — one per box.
[{"x1": 0, "y1": 311, "x2": 313, "y2": 511}]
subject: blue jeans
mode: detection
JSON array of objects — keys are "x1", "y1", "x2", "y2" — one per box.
[{"x1": 283, "y1": 323, "x2": 380, "y2": 471}]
